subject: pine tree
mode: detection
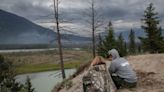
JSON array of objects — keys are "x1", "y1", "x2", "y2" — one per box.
[
  {"x1": 117, "y1": 33, "x2": 127, "y2": 57},
  {"x1": 124, "y1": 42, "x2": 128, "y2": 56},
  {"x1": 129, "y1": 29, "x2": 136, "y2": 54},
  {"x1": 97, "y1": 22, "x2": 116, "y2": 57},
  {"x1": 0, "y1": 55, "x2": 24, "y2": 92},
  {"x1": 139, "y1": 3, "x2": 164, "y2": 53},
  {"x1": 137, "y1": 43, "x2": 142, "y2": 53},
  {"x1": 96, "y1": 34, "x2": 103, "y2": 55},
  {"x1": 25, "y1": 76, "x2": 35, "y2": 92}
]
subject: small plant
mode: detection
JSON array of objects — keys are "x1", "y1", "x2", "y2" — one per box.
[
  {"x1": 0, "y1": 54, "x2": 4, "y2": 62},
  {"x1": 1, "y1": 78, "x2": 24, "y2": 92},
  {"x1": 64, "y1": 80, "x2": 73, "y2": 90}
]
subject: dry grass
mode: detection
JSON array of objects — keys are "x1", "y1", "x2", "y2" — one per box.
[{"x1": 0, "y1": 49, "x2": 92, "y2": 74}]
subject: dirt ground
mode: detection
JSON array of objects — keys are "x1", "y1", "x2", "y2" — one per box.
[
  {"x1": 58, "y1": 53, "x2": 164, "y2": 92},
  {"x1": 121, "y1": 54, "x2": 164, "y2": 92}
]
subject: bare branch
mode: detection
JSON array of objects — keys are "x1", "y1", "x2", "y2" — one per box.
[{"x1": 83, "y1": 0, "x2": 104, "y2": 57}]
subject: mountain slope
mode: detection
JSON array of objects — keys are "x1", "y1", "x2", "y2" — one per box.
[
  {"x1": 0, "y1": 10, "x2": 91, "y2": 49},
  {"x1": 0, "y1": 9, "x2": 56, "y2": 44}
]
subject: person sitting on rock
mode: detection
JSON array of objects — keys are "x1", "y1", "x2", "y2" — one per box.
[{"x1": 91, "y1": 49, "x2": 137, "y2": 89}]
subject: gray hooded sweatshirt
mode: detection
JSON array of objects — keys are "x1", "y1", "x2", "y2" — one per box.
[{"x1": 108, "y1": 49, "x2": 137, "y2": 83}]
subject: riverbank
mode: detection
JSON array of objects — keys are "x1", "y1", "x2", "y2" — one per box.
[{"x1": 0, "y1": 49, "x2": 92, "y2": 74}]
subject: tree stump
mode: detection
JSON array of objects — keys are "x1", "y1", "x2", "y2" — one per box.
[{"x1": 82, "y1": 64, "x2": 117, "y2": 92}]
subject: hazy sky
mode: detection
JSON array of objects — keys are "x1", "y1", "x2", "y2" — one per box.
[{"x1": 0, "y1": 0, "x2": 164, "y2": 36}]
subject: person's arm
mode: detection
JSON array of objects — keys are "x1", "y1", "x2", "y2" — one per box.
[
  {"x1": 90, "y1": 56, "x2": 106, "y2": 66},
  {"x1": 109, "y1": 62, "x2": 117, "y2": 74}
]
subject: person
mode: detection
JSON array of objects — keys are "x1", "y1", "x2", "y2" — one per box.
[{"x1": 91, "y1": 49, "x2": 137, "y2": 89}]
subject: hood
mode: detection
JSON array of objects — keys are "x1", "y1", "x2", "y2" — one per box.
[{"x1": 108, "y1": 49, "x2": 120, "y2": 60}]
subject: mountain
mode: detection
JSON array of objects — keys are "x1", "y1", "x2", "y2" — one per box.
[
  {"x1": 0, "y1": 10, "x2": 90, "y2": 49},
  {"x1": 1, "y1": 9, "x2": 163, "y2": 49},
  {"x1": 0, "y1": 9, "x2": 56, "y2": 45}
]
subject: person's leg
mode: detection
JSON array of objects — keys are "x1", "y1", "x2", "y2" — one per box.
[
  {"x1": 111, "y1": 75, "x2": 124, "y2": 89},
  {"x1": 111, "y1": 75, "x2": 137, "y2": 89},
  {"x1": 122, "y1": 81, "x2": 137, "y2": 88}
]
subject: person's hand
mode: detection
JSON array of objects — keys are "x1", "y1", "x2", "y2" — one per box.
[
  {"x1": 90, "y1": 57, "x2": 106, "y2": 66},
  {"x1": 90, "y1": 60, "x2": 100, "y2": 66}
]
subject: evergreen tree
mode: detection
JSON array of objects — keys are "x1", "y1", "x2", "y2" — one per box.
[
  {"x1": 137, "y1": 43, "x2": 142, "y2": 53},
  {"x1": 25, "y1": 76, "x2": 35, "y2": 92},
  {"x1": 139, "y1": 3, "x2": 164, "y2": 53},
  {"x1": 97, "y1": 22, "x2": 116, "y2": 57},
  {"x1": 0, "y1": 55, "x2": 24, "y2": 92},
  {"x1": 124, "y1": 42, "x2": 128, "y2": 56},
  {"x1": 129, "y1": 29, "x2": 136, "y2": 54},
  {"x1": 96, "y1": 34, "x2": 103, "y2": 55},
  {"x1": 117, "y1": 33, "x2": 127, "y2": 57}
]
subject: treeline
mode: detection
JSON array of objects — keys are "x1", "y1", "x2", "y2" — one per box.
[
  {"x1": 97, "y1": 3, "x2": 164, "y2": 57},
  {"x1": 97, "y1": 22, "x2": 142, "y2": 57}
]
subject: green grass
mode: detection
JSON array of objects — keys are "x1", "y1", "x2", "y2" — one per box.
[{"x1": 15, "y1": 61, "x2": 82, "y2": 74}]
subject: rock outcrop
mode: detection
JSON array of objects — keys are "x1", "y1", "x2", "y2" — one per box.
[
  {"x1": 83, "y1": 64, "x2": 117, "y2": 92},
  {"x1": 57, "y1": 54, "x2": 164, "y2": 92}
]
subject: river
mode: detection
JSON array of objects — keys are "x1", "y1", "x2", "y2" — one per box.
[
  {"x1": 15, "y1": 69, "x2": 76, "y2": 92},
  {"x1": 0, "y1": 48, "x2": 82, "y2": 53},
  {"x1": 0, "y1": 48, "x2": 56, "y2": 53}
]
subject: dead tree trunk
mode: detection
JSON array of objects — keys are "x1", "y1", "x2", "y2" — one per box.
[
  {"x1": 85, "y1": 0, "x2": 104, "y2": 58},
  {"x1": 91, "y1": 0, "x2": 96, "y2": 58},
  {"x1": 53, "y1": 0, "x2": 66, "y2": 79}
]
